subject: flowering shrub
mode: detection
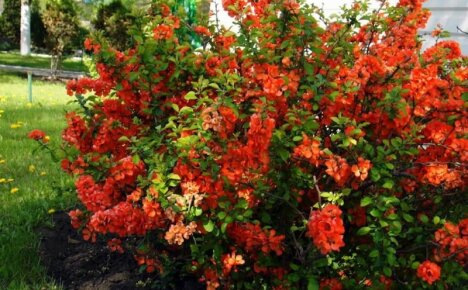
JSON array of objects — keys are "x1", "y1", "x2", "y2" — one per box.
[{"x1": 43, "y1": 0, "x2": 468, "y2": 288}]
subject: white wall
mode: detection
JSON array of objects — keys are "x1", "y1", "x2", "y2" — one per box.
[
  {"x1": 211, "y1": 0, "x2": 468, "y2": 54},
  {"x1": 422, "y1": 0, "x2": 468, "y2": 53}
]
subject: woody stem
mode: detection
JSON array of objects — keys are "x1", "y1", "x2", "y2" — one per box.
[{"x1": 313, "y1": 175, "x2": 322, "y2": 209}]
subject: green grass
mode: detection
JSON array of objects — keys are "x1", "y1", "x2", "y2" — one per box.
[
  {"x1": 0, "y1": 51, "x2": 86, "y2": 72},
  {"x1": 0, "y1": 72, "x2": 77, "y2": 289}
]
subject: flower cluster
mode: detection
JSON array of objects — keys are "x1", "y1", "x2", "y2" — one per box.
[
  {"x1": 307, "y1": 204, "x2": 345, "y2": 255},
  {"x1": 433, "y1": 220, "x2": 468, "y2": 265}
]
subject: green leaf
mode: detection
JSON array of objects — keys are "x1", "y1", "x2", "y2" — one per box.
[
  {"x1": 386, "y1": 213, "x2": 398, "y2": 220},
  {"x1": 402, "y1": 213, "x2": 414, "y2": 222},
  {"x1": 433, "y1": 216, "x2": 440, "y2": 225},
  {"x1": 217, "y1": 212, "x2": 227, "y2": 220},
  {"x1": 167, "y1": 173, "x2": 181, "y2": 180},
  {"x1": 184, "y1": 91, "x2": 197, "y2": 101},
  {"x1": 307, "y1": 276, "x2": 319, "y2": 290},
  {"x1": 361, "y1": 197, "x2": 373, "y2": 207},
  {"x1": 383, "y1": 267, "x2": 392, "y2": 277},
  {"x1": 357, "y1": 227, "x2": 371, "y2": 235},
  {"x1": 203, "y1": 220, "x2": 215, "y2": 232},
  {"x1": 236, "y1": 199, "x2": 249, "y2": 209},
  {"x1": 382, "y1": 179, "x2": 394, "y2": 189},
  {"x1": 292, "y1": 135, "x2": 303, "y2": 142},
  {"x1": 290, "y1": 263, "x2": 300, "y2": 271},
  {"x1": 419, "y1": 214, "x2": 429, "y2": 223},
  {"x1": 369, "y1": 249, "x2": 379, "y2": 258},
  {"x1": 132, "y1": 155, "x2": 141, "y2": 164},
  {"x1": 221, "y1": 223, "x2": 228, "y2": 233}
]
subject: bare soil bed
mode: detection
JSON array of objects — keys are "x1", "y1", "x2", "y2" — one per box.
[{"x1": 37, "y1": 211, "x2": 202, "y2": 290}]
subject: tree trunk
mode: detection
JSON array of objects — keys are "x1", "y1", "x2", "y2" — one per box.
[
  {"x1": 0, "y1": 0, "x2": 5, "y2": 16},
  {"x1": 20, "y1": 0, "x2": 31, "y2": 55}
]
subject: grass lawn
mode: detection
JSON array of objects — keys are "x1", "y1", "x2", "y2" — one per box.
[
  {"x1": 0, "y1": 52, "x2": 87, "y2": 72},
  {"x1": 0, "y1": 72, "x2": 77, "y2": 289}
]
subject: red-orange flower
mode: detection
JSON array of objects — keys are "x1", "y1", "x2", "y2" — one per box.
[
  {"x1": 153, "y1": 24, "x2": 173, "y2": 40},
  {"x1": 308, "y1": 204, "x2": 345, "y2": 254},
  {"x1": 417, "y1": 261, "x2": 441, "y2": 285},
  {"x1": 28, "y1": 129, "x2": 48, "y2": 142},
  {"x1": 320, "y1": 277, "x2": 343, "y2": 290}
]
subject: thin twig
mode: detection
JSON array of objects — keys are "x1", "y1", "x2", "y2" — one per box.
[{"x1": 313, "y1": 175, "x2": 322, "y2": 209}]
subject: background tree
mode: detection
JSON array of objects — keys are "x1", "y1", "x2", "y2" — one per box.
[
  {"x1": 41, "y1": 0, "x2": 80, "y2": 75},
  {"x1": 91, "y1": 0, "x2": 134, "y2": 51},
  {"x1": 0, "y1": 0, "x2": 20, "y2": 50},
  {"x1": 30, "y1": 0, "x2": 47, "y2": 50}
]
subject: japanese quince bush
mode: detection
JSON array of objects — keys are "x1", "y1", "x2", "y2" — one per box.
[{"x1": 34, "y1": 0, "x2": 468, "y2": 288}]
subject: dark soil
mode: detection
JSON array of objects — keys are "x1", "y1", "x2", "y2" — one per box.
[{"x1": 37, "y1": 211, "x2": 203, "y2": 290}]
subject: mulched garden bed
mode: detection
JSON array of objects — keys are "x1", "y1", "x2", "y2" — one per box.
[{"x1": 37, "y1": 211, "x2": 203, "y2": 290}]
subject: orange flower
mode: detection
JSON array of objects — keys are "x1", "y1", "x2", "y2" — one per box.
[
  {"x1": 194, "y1": 25, "x2": 211, "y2": 36},
  {"x1": 325, "y1": 155, "x2": 351, "y2": 186},
  {"x1": 165, "y1": 220, "x2": 197, "y2": 245},
  {"x1": 153, "y1": 24, "x2": 173, "y2": 40},
  {"x1": 319, "y1": 278, "x2": 343, "y2": 290},
  {"x1": 417, "y1": 260, "x2": 441, "y2": 285},
  {"x1": 351, "y1": 157, "x2": 372, "y2": 181},
  {"x1": 28, "y1": 129, "x2": 48, "y2": 142},
  {"x1": 293, "y1": 134, "x2": 321, "y2": 166},
  {"x1": 222, "y1": 251, "x2": 245, "y2": 275}
]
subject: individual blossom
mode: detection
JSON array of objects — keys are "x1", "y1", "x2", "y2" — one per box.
[
  {"x1": 417, "y1": 260, "x2": 441, "y2": 285},
  {"x1": 28, "y1": 129, "x2": 48, "y2": 142},
  {"x1": 222, "y1": 251, "x2": 245, "y2": 275},
  {"x1": 165, "y1": 220, "x2": 197, "y2": 245},
  {"x1": 325, "y1": 155, "x2": 351, "y2": 187},
  {"x1": 135, "y1": 254, "x2": 162, "y2": 273},
  {"x1": 348, "y1": 206, "x2": 367, "y2": 227},
  {"x1": 351, "y1": 157, "x2": 372, "y2": 181},
  {"x1": 227, "y1": 222, "x2": 285, "y2": 255},
  {"x1": 202, "y1": 268, "x2": 220, "y2": 290},
  {"x1": 107, "y1": 238, "x2": 124, "y2": 253},
  {"x1": 194, "y1": 25, "x2": 211, "y2": 36},
  {"x1": 319, "y1": 277, "x2": 343, "y2": 290},
  {"x1": 153, "y1": 24, "x2": 173, "y2": 40},
  {"x1": 68, "y1": 209, "x2": 84, "y2": 229}
]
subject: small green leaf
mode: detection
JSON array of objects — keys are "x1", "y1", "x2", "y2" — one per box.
[
  {"x1": 382, "y1": 180, "x2": 394, "y2": 189},
  {"x1": 203, "y1": 220, "x2": 214, "y2": 232},
  {"x1": 184, "y1": 91, "x2": 197, "y2": 101},
  {"x1": 361, "y1": 197, "x2": 373, "y2": 207},
  {"x1": 217, "y1": 212, "x2": 227, "y2": 220},
  {"x1": 221, "y1": 223, "x2": 228, "y2": 233},
  {"x1": 167, "y1": 173, "x2": 181, "y2": 180},
  {"x1": 307, "y1": 276, "x2": 319, "y2": 290},
  {"x1": 293, "y1": 135, "x2": 303, "y2": 142},
  {"x1": 369, "y1": 249, "x2": 379, "y2": 258},
  {"x1": 386, "y1": 213, "x2": 398, "y2": 220},
  {"x1": 419, "y1": 214, "x2": 429, "y2": 223},
  {"x1": 402, "y1": 213, "x2": 414, "y2": 222},
  {"x1": 357, "y1": 227, "x2": 371, "y2": 235},
  {"x1": 194, "y1": 208, "x2": 203, "y2": 216}
]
